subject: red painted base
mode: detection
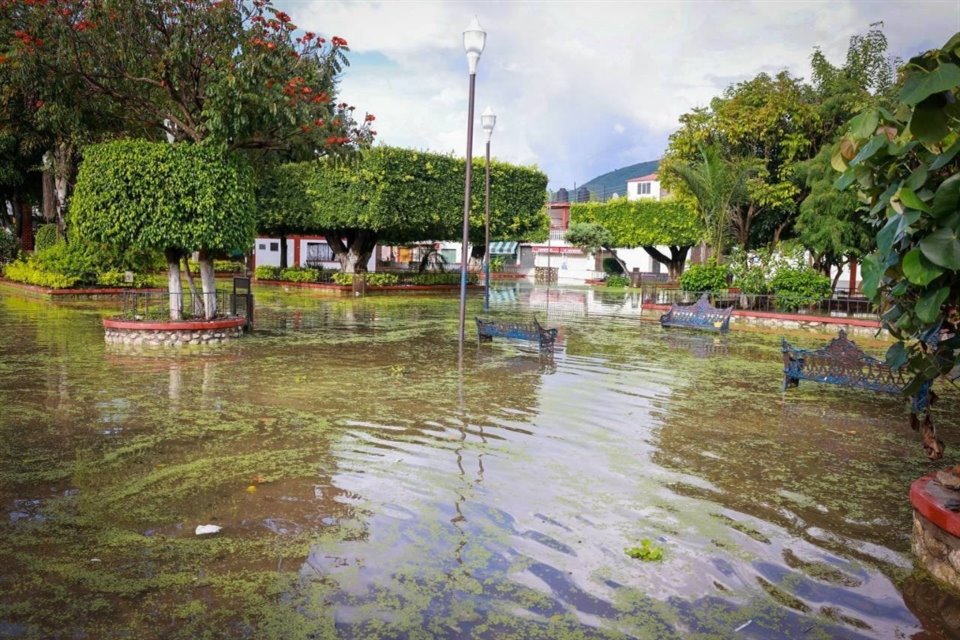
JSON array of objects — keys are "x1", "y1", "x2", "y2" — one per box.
[
  {"x1": 103, "y1": 317, "x2": 247, "y2": 331},
  {"x1": 910, "y1": 473, "x2": 960, "y2": 538}
]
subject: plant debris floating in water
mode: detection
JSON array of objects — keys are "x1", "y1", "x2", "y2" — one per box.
[{"x1": 625, "y1": 539, "x2": 664, "y2": 562}]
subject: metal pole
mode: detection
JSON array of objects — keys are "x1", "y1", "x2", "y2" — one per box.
[
  {"x1": 458, "y1": 72, "x2": 477, "y2": 350},
  {"x1": 483, "y1": 139, "x2": 491, "y2": 311}
]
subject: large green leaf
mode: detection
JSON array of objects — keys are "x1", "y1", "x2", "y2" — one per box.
[
  {"x1": 886, "y1": 341, "x2": 909, "y2": 370},
  {"x1": 930, "y1": 137, "x2": 960, "y2": 171},
  {"x1": 833, "y1": 168, "x2": 857, "y2": 191},
  {"x1": 932, "y1": 173, "x2": 960, "y2": 219},
  {"x1": 898, "y1": 186, "x2": 932, "y2": 213},
  {"x1": 850, "y1": 134, "x2": 887, "y2": 166},
  {"x1": 860, "y1": 253, "x2": 883, "y2": 300},
  {"x1": 900, "y1": 63, "x2": 960, "y2": 106},
  {"x1": 919, "y1": 226, "x2": 960, "y2": 269},
  {"x1": 877, "y1": 214, "x2": 902, "y2": 255},
  {"x1": 847, "y1": 109, "x2": 879, "y2": 140},
  {"x1": 916, "y1": 286, "x2": 950, "y2": 323},
  {"x1": 902, "y1": 247, "x2": 944, "y2": 285},
  {"x1": 909, "y1": 96, "x2": 950, "y2": 145}
]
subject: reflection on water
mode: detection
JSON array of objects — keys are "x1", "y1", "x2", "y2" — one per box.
[{"x1": 1, "y1": 285, "x2": 959, "y2": 639}]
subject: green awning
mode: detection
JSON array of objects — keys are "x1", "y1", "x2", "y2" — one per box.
[{"x1": 489, "y1": 241, "x2": 519, "y2": 255}]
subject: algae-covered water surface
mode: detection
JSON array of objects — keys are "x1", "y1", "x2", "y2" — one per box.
[{"x1": 1, "y1": 284, "x2": 959, "y2": 639}]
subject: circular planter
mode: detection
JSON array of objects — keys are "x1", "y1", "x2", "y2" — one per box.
[
  {"x1": 910, "y1": 472, "x2": 960, "y2": 590},
  {"x1": 103, "y1": 317, "x2": 246, "y2": 347}
]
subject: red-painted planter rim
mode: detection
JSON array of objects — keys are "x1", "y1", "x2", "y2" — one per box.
[
  {"x1": 103, "y1": 317, "x2": 246, "y2": 331},
  {"x1": 0, "y1": 278, "x2": 164, "y2": 296},
  {"x1": 910, "y1": 473, "x2": 960, "y2": 538}
]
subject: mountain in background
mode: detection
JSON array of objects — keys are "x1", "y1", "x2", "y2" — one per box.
[
  {"x1": 554, "y1": 159, "x2": 660, "y2": 202},
  {"x1": 579, "y1": 159, "x2": 659, "y2": 200}
]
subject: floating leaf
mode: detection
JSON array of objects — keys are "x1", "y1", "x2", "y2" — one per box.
[{"x1": 625, "y1": 539, "x2": 664, "y2": 562}]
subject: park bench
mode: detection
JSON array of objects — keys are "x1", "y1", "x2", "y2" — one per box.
[
  {"x1": 659, "y1": 294, "x2": 733, "y2": 333},
  {"x1": 781, "y1": 329, "x2": 933, "y2": 413},
  {"x1": 476, "y1": 317, "x2": 558, "y2": 352}
]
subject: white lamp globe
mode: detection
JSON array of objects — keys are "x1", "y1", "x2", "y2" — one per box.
[{"x1": 463, "y1": 16, "x2": 486, "y2": 74}]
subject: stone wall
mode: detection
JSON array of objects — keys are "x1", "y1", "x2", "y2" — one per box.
[
  {"x1": 104, "y1": 325, "x2": 243, "y2": 347},
  {"x1": 912, "y1": 510, "x2": 960, "y2": 591},
  {"x1": 729, "y1": 315, "x2": 886, "y2": 339}
]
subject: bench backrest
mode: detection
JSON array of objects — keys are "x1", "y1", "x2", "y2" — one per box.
[{"x1": 661, "y1": 294, "x2": 733, "y2": 331}]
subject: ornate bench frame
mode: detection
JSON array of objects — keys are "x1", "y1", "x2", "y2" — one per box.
[
  {"x1": 476, "y1": 317, "x2": 558, "y2": 352},
  {"x1": 659, "y1": 294, "x2": 733, "y2": 333},
  {"x1": 781, "y1": 329, "x2": 933, "y2": 413}
]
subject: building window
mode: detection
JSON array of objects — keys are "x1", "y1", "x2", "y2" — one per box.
[
  {"x1": 269, "y1": 242, "x2": 279, "y2": 252},
  {"x1": 441, "y1": 248, "x2": 458, "y2": 264},
  {"x1": 258, "y1": 243, "x2": 266, "y2": 250},
  {"x1": 305, "y1": 242, "x2": 334, "y2": 264},
  {"x1": 639, "y1": 182, "x2": 651, "y2": 195}
]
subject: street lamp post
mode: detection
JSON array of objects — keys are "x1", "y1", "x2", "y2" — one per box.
[
  {"x1": 481, "y1": 106, "x2": 496, "y2": 311},
  {"x1": 458, "y1": 16, "x2": 486, "y2": 351}
]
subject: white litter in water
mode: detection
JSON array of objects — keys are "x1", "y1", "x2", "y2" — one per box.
[
  {"x1": 734, "y1": 619, "x2": 753, "y2": 632},
  {"x1": 195, "y1": 524, "x2": 222, "y2": 536}
]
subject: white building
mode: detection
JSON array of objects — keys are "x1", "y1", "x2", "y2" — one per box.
[
  {"x1": 626, "y1": 173, "x2": 664, "y2": 201},
  {"x1": 253, "y1": 236, "x2": 376, "y2": 271}
]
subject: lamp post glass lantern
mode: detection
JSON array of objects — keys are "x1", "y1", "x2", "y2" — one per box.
[
  {"x1": 481, "y1": 107, "x2": 496, "y2": 311},
  {"x1": 458, "y1": 16, "x2": 486, "y2": 350}
]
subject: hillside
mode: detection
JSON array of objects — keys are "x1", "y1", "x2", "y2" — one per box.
[{"x1": 578, "y1": 159, "x2": 659, "y2": 201}]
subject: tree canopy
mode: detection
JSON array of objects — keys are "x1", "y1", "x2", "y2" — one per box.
[
  {"x1": 569, "y1": 197, "x2": 702, "y2": 277},
  {"x1": 262, "y1": 147, "x2": 549, "y2": 272}
]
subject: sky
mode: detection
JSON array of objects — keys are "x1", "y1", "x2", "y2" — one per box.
[{"x1": 278, "y1": 0, "x2": 960, "y2": 190}]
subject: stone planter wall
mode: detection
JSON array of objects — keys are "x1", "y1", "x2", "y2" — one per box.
[
  {"x1": 103, "y1": 317, "x2": 245, "y2": 347},
  {"x1": 910, "y1": 473, "x2": 960, "y2": 591}
]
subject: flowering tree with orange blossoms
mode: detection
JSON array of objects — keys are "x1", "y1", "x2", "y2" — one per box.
[{"x1": 4, "y1": 0, "x2": 374, "y2": 269}]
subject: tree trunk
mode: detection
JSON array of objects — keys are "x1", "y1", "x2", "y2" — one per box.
[
  {"x1": 42, "y1": 169, "x2": 56, "y2": 222},
  {"x1": 198, "y1": 250, "x2": 217, "y2": 320},
  {"x1": 52, "y1": 142, "x2": 75, "y2": 232},
  {"x1": 182, "y1": 256, "x2": 204, "y2": 317},
  {"x1": 17, "y1": 194, "x2": 33, "y2": 251},
  {"x1": 279, "y1": 235, "x2": 288, "y2": 269},
  {"x1": 165, "y1": 248, "x2": 184, "y2": 321},
  {"x1": 327, "y1": 229, "x2": 378, "y2": 274},
  {"x1": 643, "y1": 246, "x2": 690, "y2": 279}
]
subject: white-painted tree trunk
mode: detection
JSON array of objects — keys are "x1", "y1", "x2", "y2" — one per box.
[
  {"x1": 165, "y1": 250, "x2": 183, "y2": 321},
  {"x1": 198, "y1": 251, "x2": 217, "y2": 320},
  {"x1": 52, "y1": 142, "x2": 74, "y2": 231}
]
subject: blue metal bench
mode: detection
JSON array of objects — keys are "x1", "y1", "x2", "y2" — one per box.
[
  {"x1": 476, "y1": 317, "x2": 557, "y2": 351},
  {"x1": 782, "y1": 329, "x2": 933, "y2": 413},
  {"x1": 659, "y1": 294, "x2": 733, "y2": 333}
]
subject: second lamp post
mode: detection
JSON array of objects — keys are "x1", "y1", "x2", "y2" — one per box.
[
  {"x1": 481, "y1": 106, "x2": 496, "y2": 311},
  {"x1": 457, "y1": 16, "x2": 486, "y2": 350}
]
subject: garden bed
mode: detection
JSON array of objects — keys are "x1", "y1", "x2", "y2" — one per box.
[{"x1": 0, "y1": 277, "x2": 164, "y2": 300}]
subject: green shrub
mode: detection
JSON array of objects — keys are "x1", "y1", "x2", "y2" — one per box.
[
  {"x1": 3, "y1": 258, "x2": 80, "y2": 289},
  {"x1": 602, "y1": 257, "x2": 625, "y2": 275},
  {"x1": 679, "y1": 262, "x2": 729, "y2": 292},
  {"x1": 770, "y1": 265, "x2": 832, "y2": 312},
  {"x1": 0, "y1": 229, "x2": 18, "y2": 265},
  {"x1": 331, "y1": 272, "x2": 353, "y2": 286},
  {"x1": 279, "y1": 267, "x2": 318, "y2": 283},
  {"x1": 214, "y1": 259, "x2": 245, "y2": 273},
  {"x1": 254, "y1": 265, "x2": 282, "y2": 281},
  {"x1": 30, "y1": 241, "x2": 99, "y2": 285},
  {"x1": 408, "y1": 272, "x2": 475, "y2": 286},
  {"x1": 605, "y1": 274, "x2": 630, "y2": 288},
  {"x1": 728, "y1": 248, "x2": 772, "y2": 295},
  {"x1": 489, "y1": 255, "x2": 505, "y2": 273},
  {"x1": 365, "y1": 273, "x2": 399, "y2": 286},
  {"x1": 34, "y1": 224, "x2": 62, "y2": 252}
]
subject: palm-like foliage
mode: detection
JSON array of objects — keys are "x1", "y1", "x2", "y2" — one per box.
[{"x1": 669, "y1": 144, "x2": 753, "y2": 260}]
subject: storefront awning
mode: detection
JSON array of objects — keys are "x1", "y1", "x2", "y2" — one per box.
[{"x1": 489, "y1": 241, "x2": 519, "y2": 255}]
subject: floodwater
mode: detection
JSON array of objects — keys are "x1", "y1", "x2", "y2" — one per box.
[{"x1": 1, "y1": 283, "x2": 959, "y2": 639}]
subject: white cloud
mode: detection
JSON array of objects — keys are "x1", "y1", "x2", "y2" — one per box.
[{"x1": 284, "y1": 0, "x2": 960, "y2": 188}]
